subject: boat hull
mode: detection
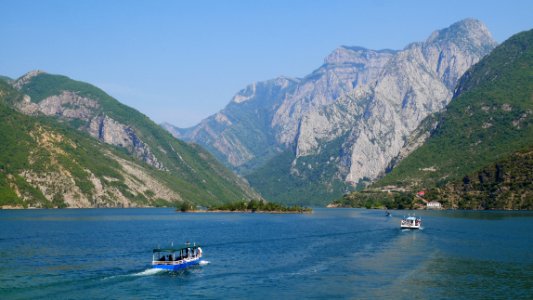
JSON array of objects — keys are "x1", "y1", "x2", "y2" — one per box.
[
  {"x1": 152, "y1": 258, "x2": 201, "y2": 271},
  {"x1": 400, "y1": 225, "x2": 421, "y2": 230}
]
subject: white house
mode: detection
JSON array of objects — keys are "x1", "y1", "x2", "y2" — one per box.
[{"x1": 427, "y1": 201, "x2": 442, "y2": 209}]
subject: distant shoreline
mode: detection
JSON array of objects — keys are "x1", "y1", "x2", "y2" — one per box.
[
  {"x1": 0, "y1": 206, "x2": 312, "y2": 212},
  {"x1": 325, "y1": 205, "x2": 531, "y2": 211},
  {"x1": 178, "y1": 209, "x2": 313, "y2": 214}
]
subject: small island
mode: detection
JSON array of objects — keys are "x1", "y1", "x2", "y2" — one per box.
[{"x1": 177, "y1": 199, "x2": 312, "y2": 214}]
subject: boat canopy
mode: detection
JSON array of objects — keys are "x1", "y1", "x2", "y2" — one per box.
[{"x1": 153, "y1": 244, "x2": 200, "y2": 253}]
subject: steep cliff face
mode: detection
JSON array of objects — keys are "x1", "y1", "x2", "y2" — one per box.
[
  {"x1": 87, "y1": 114, "x2": 164, "y2": 170},
  {"x1": 168, "y1": 47, "x2": 396, "y2": 172},
  {"x1": 165, "y1": 19, "x2": 497, "y2": 205},
  {"x1": 273, "y1": 47, "x2": 397, "y2": 147},
  {"x1": 294, "y1": 19, "x2": 497, "y2": 187},
  {"x1": 376, "y1": 28, "x2": 533, "y2": 191},
  {"x1": 14, "y1": 85, "x2": 164, "y2": 170},
  {"x1": 164, "y1": 77, "x2": 300, "y2": 173},
  {"x1": 335, "y1": 28, "x2": 533, "y2": 211}
]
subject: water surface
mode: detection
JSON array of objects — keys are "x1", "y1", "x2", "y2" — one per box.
[{"x1": 0, "y1": 208, "x2": 532, "y2": 299}]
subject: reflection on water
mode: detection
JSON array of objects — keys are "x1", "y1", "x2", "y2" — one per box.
[{"x1": 0, "y1": 208, "x2": 532, "y2": 298}]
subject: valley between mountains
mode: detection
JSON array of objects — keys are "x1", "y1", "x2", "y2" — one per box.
[
  {"x1": 1, "y1": 19, "x2": 531, "y2": 209},
  {"x1": 165, "y1": 19, "x2": 527, "y2": 207}
]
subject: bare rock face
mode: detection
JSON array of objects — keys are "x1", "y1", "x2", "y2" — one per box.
[
  {"x1": 166, "y1": 77, "x2": 300, "y2": 170},
  {"x1": 423, "y1": 18, "x2": 498, "y2": 90},
  {"x1": 88, "y1": 115, "x2": 164, "y2": 170},
  {"x1": 295, "y1": 19, "x2": 497, "y2": 185},
  {"x1": 13, "y1": 82, "x2": 164, "y2": 170},
  {"x1": 16, "y1": 91, "x2": 99, "y2": 119},
  {"x1": 165, "y1": 19, "x2": 498, "y2": 194},
  {"x1": 18, "y1": 127, "x2": 180, "y2": 208},
  {"x1": 273, "y1": 47, "x2": 397, "y2": 146}
]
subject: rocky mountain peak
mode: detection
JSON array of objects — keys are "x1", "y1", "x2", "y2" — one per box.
[
  {"x1": 418, "y1": 19, "x2": 497, "y2": 90},
  {"x1": 231, "y1": 77, "x2": 298, "y2": 104},
  {"x1": 164, "y1": 20, "x2": 499, "y2": 205},
  {"x1": 425, "y1": 18, "x2": 497, "y2": 50}
]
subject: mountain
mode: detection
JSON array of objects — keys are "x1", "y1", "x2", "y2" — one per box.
[
  {"x1": 0, "y1": 72, "x2": 258, "y2": 208},
  {"x1": 373, "y1": 29, "x2": 533, "y2": 207},
  {"x1": 162, "y1": 76, "x2": 301, "y2": 174},
  {"x1": 165, "y1": 19, "x2": 497, "y2": 205}
]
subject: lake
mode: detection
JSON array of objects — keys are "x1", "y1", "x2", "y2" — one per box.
[{"x1": 1, "y1": 208, "x2": 532, "y2": 299}]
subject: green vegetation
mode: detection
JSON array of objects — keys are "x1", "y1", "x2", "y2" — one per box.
[
  {"x1": 423, "y1": 148, "x2": 533, "y2": 209},
  {"x1": 374, "y1": 30, "x2": 533, "y2": 196},
  {"x1": 0, "y1": 75, "x2": 12, "y2": 83},
  {"x1": 246, "y1": 135, "x2": 354, "y2": 207},
  {"x1": 0, "y1": 81, "x2": 132, "y2": 207},
  {"x1": 331, "y1": 191, "x2": 420, "y2": 210},
  {"x1": 0, "y1": 173, "x2": 23, "y2": 207},
  {"x1": 207, "y1": 199, "x2": 312, "y2": 213},
  {"x1": 177, "y1": 201, "x2": 196, "y2": 212},
  {"x1": 335, "y1": 146, "x2": 533, "y2": 210},
  {"x1": 0, "y1": 72, "x2": 257, "y2": 208},
  {"x1": 7, "y1": 72, "x2": 258, "y2": 207}
]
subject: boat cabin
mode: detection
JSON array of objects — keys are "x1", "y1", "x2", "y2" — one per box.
[
  {"x1": 400, "y1": 216, "x2": 422, "y2": 229},
  {"x1": 152, "y1": 243, "x2": 202, "y2": 268}
]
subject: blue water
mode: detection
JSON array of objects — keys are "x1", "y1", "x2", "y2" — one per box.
[{"x1": 1, "y1": 208, "x2": 532, "y2": 299}]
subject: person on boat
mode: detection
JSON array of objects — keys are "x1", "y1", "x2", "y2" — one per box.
[{"x1": 197, "y1": 247, "x2": 203, "y2": 258}]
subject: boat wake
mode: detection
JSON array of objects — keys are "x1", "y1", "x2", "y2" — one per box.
[
  {"x1": 401, "y1": 227, "x2": 424, "y2": 232},
  {"x1": 131, "y1": 268, "x2": 166, "y2": 276},
  {"x1": 102, "y1": 268, "x2": 165, "y2": 281},
  {"x1": 104, "y1": 261, "x2": 209, "y2": 281}
]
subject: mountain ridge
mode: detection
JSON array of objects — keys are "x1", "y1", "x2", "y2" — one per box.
[
  {"x1": 164, "y1": 19, "x2": 498, "y2": 205},
  {"x1": 375, "y1": 28, "x2": 533, "y2": 190},
  {"x1": 0, "y1": 73, "x2": 259, "y2": 208}
]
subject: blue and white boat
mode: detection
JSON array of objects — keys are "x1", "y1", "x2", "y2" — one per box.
[
  {"x1": 400, "y1": 215, "x2": 421, "y2": 229},
  {"x1": 152, "y1": 243, "x2": 203, "y2": 271}
]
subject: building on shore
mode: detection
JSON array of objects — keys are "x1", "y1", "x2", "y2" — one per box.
[{"x1": 427, "y1": 201, "x2": 442, "y2": 209}]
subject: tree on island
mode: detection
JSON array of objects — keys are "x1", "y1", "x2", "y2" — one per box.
[{"x1": 178, "y1": 201, "x2": 195, "y2": 212}]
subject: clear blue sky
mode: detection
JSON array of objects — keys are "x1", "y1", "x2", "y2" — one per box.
[{"x1": 1, "y1": 0, "x2": 531, "y2": 127}]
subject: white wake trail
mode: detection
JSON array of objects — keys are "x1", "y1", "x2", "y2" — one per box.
[{"x1": 132, "y1": 268, "x2": 166, "y2": 276}]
